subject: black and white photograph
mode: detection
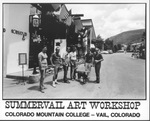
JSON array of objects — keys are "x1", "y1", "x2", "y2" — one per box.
[{"x1": 0, "y1": 1, "x2": 149, "y2": 120}]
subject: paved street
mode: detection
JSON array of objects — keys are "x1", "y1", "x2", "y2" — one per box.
[{"x1": 3, "y1": 53, "x2": 145, "y2": 99}]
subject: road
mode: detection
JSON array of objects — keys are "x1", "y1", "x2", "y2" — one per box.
[{"x1": 3, "y1": 53, "x2": 146, "y2": 99}]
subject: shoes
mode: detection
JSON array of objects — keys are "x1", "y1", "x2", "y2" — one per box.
[
  {"x1": 42, "y1": 86, "x2": 47, "y2": 89},
  {"x1": 39, "y1": 89, "x2": 44, "y2": 93},
  {"x1": 52, "y1": 84, "x2": 56, "y2": 88},
  {"x1": 95, "y1": 80, "x2": 100, "y2": 83}
]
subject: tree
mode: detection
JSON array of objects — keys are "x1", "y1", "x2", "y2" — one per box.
[
  {"x1": 113, "y1": 45, "x2": 118, "y2": 52},
  {"x1": 104, "y1": 38, "x2": 113, "y2": 50},
  {"x1": 97, "y1": 34, "x2": 103, "y2": 40},
  {"x1": 126, "y1": 44, "x2": 131, "y2": 52},
  {"x1": 117, "y1": 44, "x2": 122, "y2": 50},
  {"x1": 142, "y1": 31, "x2": 146, "y2": 39},
  {"x1": 92, "y1": 34, "x2": 104, "y2": 50}
]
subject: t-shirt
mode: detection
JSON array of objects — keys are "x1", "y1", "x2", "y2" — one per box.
[
  {"x1": 51, "y1": 53, "x2": 61, "y2": 65},
  {"x1": 85, "y1": 53, "x2": 93, "y2": 63},
  {"x1": 70, "y1": 51, "x2": 77, "y2": 60},
  {"x1": 94, "y1": 53, "x2": 103, "y2": 64},
  {"x1": 38, "y1": 52, "x2": 48, "y2": 69}
]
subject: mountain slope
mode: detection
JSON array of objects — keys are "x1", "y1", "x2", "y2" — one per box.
[{"x1": 109, "y1": 29, "x2": 145, "y2": 45}]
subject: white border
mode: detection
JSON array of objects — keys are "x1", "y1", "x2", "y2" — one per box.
[{"x1": 0, "y1": 0, "x2": 149, "y2": 120}]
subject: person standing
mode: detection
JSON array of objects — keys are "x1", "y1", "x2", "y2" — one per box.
[
  {"x1": 50, "y1": 47, "x2": 62, "y2": 88},
  {"x1": 94, "y1": 48, "x2": 104, "y2": 83},
  {"x1": 38, "y1": 46, "x2": 48, "y2": 93},
  {"x1": 85, "y1": 49, "x2": 94, "y2": 80},
  {"x1": 62, "y1": 47, "x2": 71, "y2": 83},
  {"x1": 70, "y1": 46, "x2": 77, "y2": 81}
]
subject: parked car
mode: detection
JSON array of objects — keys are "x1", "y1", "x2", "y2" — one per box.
[
  {"x1": 117, "y1": 50, "x2": 124, "y2": 53},
  {"x1": 101, "y1": 51, "x2": 109, "y2": 54},
  {"x1": 107, "y1": 50, "x2": 113, "y2": 54}
]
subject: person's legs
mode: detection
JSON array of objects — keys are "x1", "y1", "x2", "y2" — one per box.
[
  {"x1": 96, "y1": 63, "x2": 101, "y2": 83},
  {"x1": 52, "y1": 66, "x2": 57, "y2": 87},
  {"x1": 64, "y1": 65, "x2": 70, "y2": 83},
  {"x1": 66, "y1": 66, "x2": 69, "y2": 81},
  {"x1": 63, "y1": 65, "x2": 66, "y2": 81},
  {"x1": 70, "y1": 61, "x2": 76, "y2": 80},
  {"x1": 55, "y1": 66, "x2": 59, "y2": 84},
  {"x1": 72, "y1": 66, "x2": 75, "y2": 80},
  {"x1": 42, "y1": 69, "x2": 46, "y2": 88},
  {"x1": 95, "y1": 65, "x2": 98, "y2": 81},
  {"x1": 39, "y1": 70, "x2": 44, "y2": 92},
  {"x1": 55, "y1": 66, "x2": 58, "y2": 79},
  {"x1": 63, "y1": 65, "x2": 67, "y2": 81},
  {"x1": 70, "y1": 62, "x2": 73, "y2": 80},
  {"x1": 73, "y1": 61, "x2": 76, "y2": 80},
  {"x1": 95, "y1": 63, "x2": 100, "y2": 83}
]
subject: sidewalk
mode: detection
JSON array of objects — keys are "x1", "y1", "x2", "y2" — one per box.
[
  {"x1": 3, "y1": 63, "x2": 95, "y2": 99},
  {"x1": 5, "y1": 58, "x2": 85, "y2": 82}
]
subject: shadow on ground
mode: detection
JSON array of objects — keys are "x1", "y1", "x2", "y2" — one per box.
[{"x1": 28, "y1": 86, "x2": 39, "y2": 91}]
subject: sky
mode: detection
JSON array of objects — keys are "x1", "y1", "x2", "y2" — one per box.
[{"x1": 66, "y1": 4, "x2": 145, "y2": 39}]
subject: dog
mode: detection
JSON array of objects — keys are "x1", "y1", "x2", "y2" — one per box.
[{"x1": 75, "y1": 70, "x2": 88, "y2": 84}]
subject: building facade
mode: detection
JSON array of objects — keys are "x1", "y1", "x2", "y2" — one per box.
[
  {"x1": 3, "y1": 4, "x2": 96, "y2": 77},
  {"x1": 3, "y1": 4, "x2": 31, "y2": 76},
  {"x1": 3, "y1": 4, "x2": 73, "y2": 77}
]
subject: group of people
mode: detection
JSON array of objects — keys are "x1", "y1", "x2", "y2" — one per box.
[{"x1": 38, "y1": 45, "x2": 103, "y2": 93}]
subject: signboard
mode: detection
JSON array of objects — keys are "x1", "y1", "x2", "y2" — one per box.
[{"x1": 18, "y1": 53, "x2": 27, "y2": 65}]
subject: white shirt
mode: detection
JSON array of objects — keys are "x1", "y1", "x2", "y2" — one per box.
[
  {"x1": 38, "y1": 52, "x2": 48, "y2": 69},
  {"x1": 70, "y1": 51, "x2": 77, "y2": 60}
]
